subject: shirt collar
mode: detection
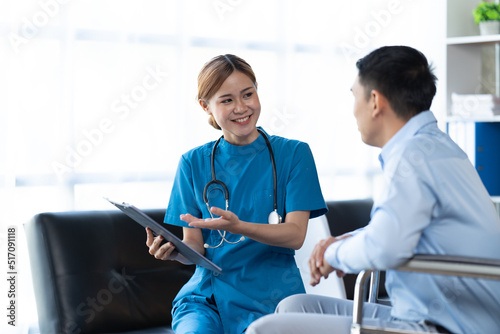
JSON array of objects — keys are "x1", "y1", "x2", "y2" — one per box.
[{"x1": 378, "y1": 110, "x2": 437, "y2": 169}]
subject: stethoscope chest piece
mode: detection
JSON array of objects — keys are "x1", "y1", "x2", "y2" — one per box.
[{"x1": 268, "y1": 210, "x2": 282, "y2": 224}]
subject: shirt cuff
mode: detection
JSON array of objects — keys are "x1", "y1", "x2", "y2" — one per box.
[{"x1": 324, "y1": 239, "x2": 344, "y2": 268}]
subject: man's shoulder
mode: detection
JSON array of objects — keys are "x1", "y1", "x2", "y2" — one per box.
[{"x1": 402, "y1": 127, "x2": 465, "y2": 161}]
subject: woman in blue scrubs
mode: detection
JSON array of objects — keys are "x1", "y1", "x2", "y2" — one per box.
[{"x1": 146, "y1": 54, "x2": 327, "y2": 334}]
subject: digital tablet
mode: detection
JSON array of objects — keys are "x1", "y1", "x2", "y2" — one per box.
[{"x1": 105, "y1": 198, "x2": 222, "y2": 274}]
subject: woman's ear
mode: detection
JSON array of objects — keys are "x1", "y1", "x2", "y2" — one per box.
[
  {"x1": 199, "y1": 99, "x2": 210, "y2": 113},
  {"x1": 199, "y1": 98, "x2": 221, "y2": 130}
]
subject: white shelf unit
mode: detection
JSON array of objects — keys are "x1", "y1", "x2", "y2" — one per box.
[
  {"x1": 446, "y1": 39, "x2": 500, "y2": 119},
  {"x1": 447, "y1": 34, "x2": 500, "y2": 46},
  {"x1": 446, "y1": 115, "x2": 500, "y2": 122},
  {"x1": 446, "y1": 0, "x2": 500, "y2": 198},
  {"x1": 446, "y1": 0, "x2": 500, "y2": 120}
]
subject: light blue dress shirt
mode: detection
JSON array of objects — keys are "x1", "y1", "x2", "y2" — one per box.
[
  {"x1": 325, "y1": 111, "x2": 500, "y2": 333},
  {"x1": 165, "y1": 128, "x2": 327, "y2": 334}
]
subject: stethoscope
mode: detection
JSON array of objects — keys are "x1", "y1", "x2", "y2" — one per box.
[{"x1": 203, "y1": 128, "x2": 282, "y2": 249}]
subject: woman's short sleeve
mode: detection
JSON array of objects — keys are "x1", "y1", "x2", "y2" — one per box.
[
  {"x1": 164, "y1": 155, "x2": 202, "y2": 227},
  {"x1": 284, "y1": 142, "x2": 327, "y2": 219}
]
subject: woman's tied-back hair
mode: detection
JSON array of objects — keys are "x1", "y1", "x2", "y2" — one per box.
[
  {"x1": 356, "y1": 45, "x2": 437, "y2": 120},
  {"x1": 197, "y1": 54, "x2": 258, "y2": 130}
]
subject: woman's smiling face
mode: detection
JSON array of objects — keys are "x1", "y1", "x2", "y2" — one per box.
[{"x1": 203, "y1": 70, "x2": 261, "y2": 146}]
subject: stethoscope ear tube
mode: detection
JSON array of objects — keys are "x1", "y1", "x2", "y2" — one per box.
[
  {"x1": 259, "y1": 129, "x2": 279, "y2": 216},
  {"x1": 203, "y1": 179, "x2": 229, "y2": 205},
  {"x1": 203, "y1": 134, "x2": 229, "y2": 206}
]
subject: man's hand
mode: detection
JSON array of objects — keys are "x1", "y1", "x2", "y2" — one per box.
[{"x1": 308, "y1": 235, "x2": 351, "y2": 286}]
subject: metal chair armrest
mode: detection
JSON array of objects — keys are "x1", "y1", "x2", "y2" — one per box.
[
  {"x1": 397, "y1": 254, "x2": 500, "y2": 280},
  {"x1": 350, "y1": 255, "x2": 500, "y2": 334}
]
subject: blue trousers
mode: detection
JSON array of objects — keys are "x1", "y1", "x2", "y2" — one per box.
[
  {"x1": 246, "y1": 294, "x2": 442, "y2": 334},
  {"x1": 172, "y1": 295, "x2": 224, "y2": 334}
]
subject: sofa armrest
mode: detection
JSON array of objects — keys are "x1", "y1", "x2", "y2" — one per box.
[{"x1": 25, "y1": 209, "x2": 195, "y2": 334}]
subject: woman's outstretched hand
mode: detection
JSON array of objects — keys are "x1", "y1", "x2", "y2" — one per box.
[{"x1": 181, "y1": 207, "x2": 243, "y2": 235}]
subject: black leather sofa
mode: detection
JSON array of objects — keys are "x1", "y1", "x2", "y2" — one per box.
[
  {"x1": 25, "y1": 200, "x2": 374, "y2": 334},
  {"x1": 25, "y1": 209, "x2": 193, "y2": 334}
]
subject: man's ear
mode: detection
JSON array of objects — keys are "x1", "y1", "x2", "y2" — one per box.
[{"x1": 370, "y1": 89, "x2": 387, "y2": 118}]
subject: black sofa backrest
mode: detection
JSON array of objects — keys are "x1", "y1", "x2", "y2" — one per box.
[
  {"x1": 25, "y1": 209, "x2": 195, "y2": 334},
  {"x1": 325, "y1": 199, "x2": 374, "y2": 237}
]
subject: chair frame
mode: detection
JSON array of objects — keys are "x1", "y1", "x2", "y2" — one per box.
[{"x1": 351, "y1": 254, "x2": 500, "y2": 334}]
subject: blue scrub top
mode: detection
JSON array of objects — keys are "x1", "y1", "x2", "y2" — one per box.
[{"x1": 165, "y1": 128, "x2": 327, "y2": 333}]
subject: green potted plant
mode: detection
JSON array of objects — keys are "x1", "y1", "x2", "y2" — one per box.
[{"x1": 473, "y1": 1, "x2": 500, "y2": 35}]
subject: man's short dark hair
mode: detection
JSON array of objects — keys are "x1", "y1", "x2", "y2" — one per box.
[{"x1": 356, "y1": 46, "x2": 437, "y2": 120}]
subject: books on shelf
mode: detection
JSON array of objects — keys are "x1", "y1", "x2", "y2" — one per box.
[{"x1": 451, "y1": 93, "x2": 500, "y2": 117}]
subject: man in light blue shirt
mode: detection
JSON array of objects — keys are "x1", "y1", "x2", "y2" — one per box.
[{"x1": 246, "y1": 46, "x2": 500, "y2": 334}]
